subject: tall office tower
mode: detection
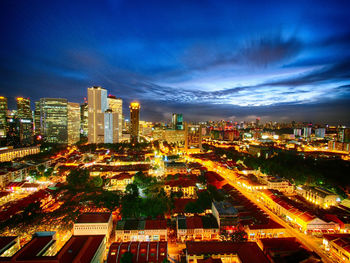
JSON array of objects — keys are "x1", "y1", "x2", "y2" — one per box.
[
  {"x1": 80, "y1": 102, "x2": 88, "y2": 137},
  {"x1": 172, "y1": 113, "x2": 183, "y2": 130},
  {"x1": 0, "y1": 96, "x2": 8, "y2": 138},
  {"x1": 34, "y1": 101, "x2": 41, "y2": 135},
  {"x1": 68, "y1": 102, "x2": 81, "y2": 145},
  {"x1": 16, "y1": 97, "x2": 33, "y2": 145},
  {"x1": 104, "y1": 109, "x2": 119, "y2": 143},
  {"x1": 184, "y1": 122, "x2": 202, "y2": 152},
  {"x1": 107, "y1": 95, "x2": 123, "y2": 142},
  {"x1": 39, "y1": 98, "x2": 68, "y2": 144},
  {"x1": 88, "y1": 86, "x2": 108, "y2": 144},
  {"x1": 129, "y1": 102, "x2": 140, "y2": 143}
]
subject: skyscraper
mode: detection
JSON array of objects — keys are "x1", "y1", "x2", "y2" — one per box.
[
  {"x1": 39, "y1": 98, "x2": 68, "y2": 144},
  {"x1": 129, "y1": 102, "x2": 140, "y2": 143},
  {"x1": 16, "y1": 97, "x2": 33, "y2": 145},
  {"x1": 68, "y1": 102, "x2": 81, "y2": 145},
  {"x1": 88, "y1": 86, "x2": 108, "y2": 144},
  {"x1": 34, "y1": 101, "x2": 41, "y2": 135},
  {"x1": 107, "y1": 95, "x2": 123, "y2": 142},
  {"x1": 80, "y1": 102, "x2": 88, "y2": 137},
  {"x1": 172, "y1": 113, "x2": 183, "y2": 130},
  {"x1": 0, "y1": 96, "x2": 8, "y2": 138},
  {"x1": 104, "y1": 109, "x2": 119, "y2": 143},
  {"x1": 184, "y1": 122, "x2": 202, "y2": 153}
]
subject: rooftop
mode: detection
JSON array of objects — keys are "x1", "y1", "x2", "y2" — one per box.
[
  {"x1": 75, "y1": 212, "x2": 111, "y2": 224},
  {"x1": 186, "y1": 241, "x2": 270, "y2": 263}
]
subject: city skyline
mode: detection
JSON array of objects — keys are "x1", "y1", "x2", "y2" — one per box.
[{"x1": 1, "y1": 0, "x2": 350, "y2": 124}]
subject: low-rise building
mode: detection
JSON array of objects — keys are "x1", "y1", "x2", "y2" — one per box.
[
  {"x1": 245, "y1": 220, "x2": 288, "y2": 241},
  {"x1": 165, "y1": 162, "x2": 187, "y2": 175},
  {"x1": 73, "y1": 212, "x2": 113, "y2": 241},
  {"x1": 164, "y1": 179, "x2": 197, "y2": 198},
  {"x1": 109, "y1": 172, "x2": 134, "y2": 191},
  {"x1": 0, "y1": 146, "x2": 40, "y2": 162},
  {"x1": 211, "y1": 201, "x2": 238, "y2": 229},
  {"x1": 296, "y1": 185, "x2": 338, "y2": 208},
  {"x1": 323, "y1": 234, "x2": 350, "y2": 263},
  {"x1": 258, "y1": 237, "x2": 321, "y2": 263},
  {"x1": 177, "y1": 215, "x2": 219, "y2": 242},
  {"x1": 107, "y1": 241, "x2": 168, "y2": 263},
  {"x1": 185, "y1": 241, "x2": 270, "y2": 263},
  {"x1": 115, "y1": 219, "x2": 167, "y2": 242},
  {"x1": 0, "y1": 232, "x2": 106, "y2": 263}
]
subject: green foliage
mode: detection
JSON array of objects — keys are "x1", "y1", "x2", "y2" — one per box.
[
  {"x1": 90, "y1": 176, "x2": 103, "y2": 188},
  {"x1": 66, "y1": 169, "x2": 90, "y2": 190}
]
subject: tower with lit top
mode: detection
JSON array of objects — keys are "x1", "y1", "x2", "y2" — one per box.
[{"x1": 129, "y1": 102, "x2": 140, "y2": 143}]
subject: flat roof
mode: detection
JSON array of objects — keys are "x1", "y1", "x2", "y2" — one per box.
[
  {"x1": 107, "y1": 242, "x2": 167, "y2": 263},
  {"x1": 75, "y1": 212, "x2": 111, "y2": 223},
  {"x1": 186, "y1": 241, "x2": 270, "y2": 263},
  {"x1": 0, "y1": 236, "x2": 17, "y2": 255},
  {"x1": 212, "y1": 201, "x2": 238, "y2": 216},
  {"x1": 58, "y1": 235, "x2": 105, "y2": 263}
]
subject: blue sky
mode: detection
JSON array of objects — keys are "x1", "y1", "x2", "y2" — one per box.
[{"x1": 0, "y1": 0, "x2": 350, "y2": 123}]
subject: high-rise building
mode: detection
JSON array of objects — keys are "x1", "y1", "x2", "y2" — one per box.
[
  {"x1": 104, "y1": 109, "x2": 119, "y2": 143},
  {"x1": 172, "y1": 113, "x2": 183, "y2": 130},
  {"x1": 302, "y1": 127, "x2": 312, "y2": 138},
  {"x1": 34, "y1": 101, "x2": 41, "y2": 135},
  {"x1": 16, "y1": 97, "x2": 33, "y2": 145},
  {"x1": 129, "y1": 102, "x2": 140, "y2": 143},
  {"x1": 108, "y1": 95, "x2": 123, "y2": 142},
  {"x1": 38, "y1": 98, "x2": 68, "y2": 144},
  {"x1": 184, "y1": 122, "x2": 202, "y2": 153},
  {"x1": 68, "y1": 102, "x2": 81, "y2": 145},
  {"x1": 315, "y1": 128, "x2": 326, "y2": 139},
  {"x1": 80, "y1": 102, "x2": 88, "y2": 137},
  {"x1": 0, "y1": 96, "x2": 8, "y2": 138},
  {"x1": 88, "y1": 86, "x2": 108, "y2": 144},
  {"x1": 338, "y1": 128, "x2": 350, "y2": 143}
]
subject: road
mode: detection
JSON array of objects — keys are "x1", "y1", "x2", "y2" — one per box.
[{"x1": 189, "y1": 156, "x2": 335, "y2": 263}]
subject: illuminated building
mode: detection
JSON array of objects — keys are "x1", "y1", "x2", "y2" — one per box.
[
  {"x1": 108, "y1": 95, "x2": 122, "y2": 142},
  {"x1": 184, "y1": 122, "x2": 203, "y2": 152},
  {"x1": 296, "y1": 185, "x2": 338, "y2": 208},
  {"x1": 34, "y1": 101, "x2": 41, "y2": 135},
  {"x1": 73, "y1": 212, "x2": 113, "y2": 242},
  {"x1": 0, "y1": 96, "x2": 8, "y2": 138},
  {"x1": 177, "y1": 215, "x2": 219, "y2": 242},
  {"x1": 129, "y1": 102, "x2": 140, "y2": 143},
  {"x1": 293, "y1": 128, "x2": 302, "y2": 137},
  {"x1": 172, "y1": 113, "x2": 183, "y2": 130},
  {"x1": 38, "y1": 98, "x2": 68, "y2": 144},
  {"x1": 315, "y1": 128, "x2": 326, "y2": 138},
  {"x1": 16, "y1": 97, "x2": 33, "y2": 145},
  {"x1": 185, "y1": 241, "x2": 270, "y2": 263},
  {"x1": 323, "y1": 234, "x2": 350, "y2": 262},
  {"x1": 88, "y1": 86, "x2": 108, "y2": 143},
  {"x1": 338, "y1": 127, "x2": 350, "y2": 143},
  {"x1": 115, "y1": 219, "x2": 167, "y2": 242},
  {"x1": 109, "y1": 172, "x2": 134, "y2": 191},
  {"x1": 80, "y1": 102, "x2": 88, "y2": 136},
  {"x1": 107, "y1": 242, "x2": 168, "y2": 263},
  {"x1": 104, "y1": 109, "x2": 118, "y2": 143},
  {"x1": 152, "y1": 128, "x2": 185, "y2": 144},
  {"x1": 0, "y1": 232, "x2": 106, "y2": 263},
  {"x1": 302, "y1": 127, "x2": 312, "y2": 138},
  {"x1": 0, "y1": 146, "x2": 40, "y2": 162},
  {"x1": 67, "y1": 102, "x2": 81, "y2": 145}
]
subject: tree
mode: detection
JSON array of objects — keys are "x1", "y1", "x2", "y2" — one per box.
[
  {"x1": 66, "y1": 169, "x2": 90, "y2": 190},
  {"x1": 90, "y1": 176, "x2": 103, "y2": 188},
  {"x1": 125, "y1": 183, "x2": 139, "y2": 198}
]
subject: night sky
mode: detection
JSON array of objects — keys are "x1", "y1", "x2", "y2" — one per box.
[{"x1": 1, "y1": 0, "x2": 350, "y2": 124}]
